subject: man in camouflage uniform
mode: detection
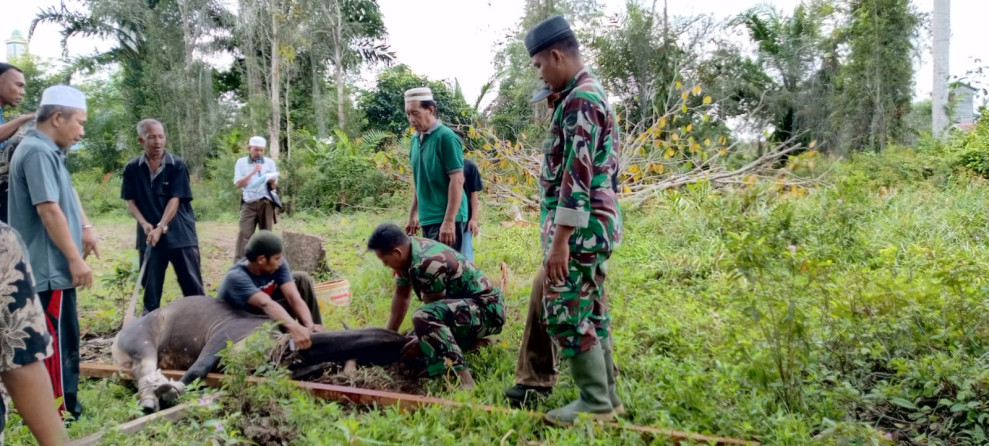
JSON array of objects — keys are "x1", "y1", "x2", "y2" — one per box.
[
  {"x1": 368, "y1": 223, "x2": 504, "y2": 390},
  {"x1": 513, "y1": 15, "x2": 624, "y2": 425}
]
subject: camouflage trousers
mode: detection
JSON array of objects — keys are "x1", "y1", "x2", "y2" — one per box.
[
  {"x1": 543, "y1": 251, "x2": 612, "y2": 358},
  {"x1": 412, "y1": 297, "x2": 505, "y2": 377}
]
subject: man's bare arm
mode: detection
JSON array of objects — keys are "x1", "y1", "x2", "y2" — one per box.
[
  {"x1": 159, "y1": 197, "x2": 180, "y2": 226},
  {"x1": 246, "y1": 291, "x2": 313, "y2": 349},
  {"x1": 0, "y1": 114, "x2": 35, "y2": 143},
  {"x1": 385, "y1": 285, "x2": 413, "y2": 332},
  {"x1": 74, "y1": 190, "x2": 99, "y2": 258},
  {"x1": 2, "y1": 362, "x2": 68, "y2": 446},
  {"x1": 468, "y1": 191, "x2": 481, "y2": 232},
  {"x1": 37, "y1": 202, "x2": 92, "y2": 288},
  {"x1": 443, "y1": 172, "x2": 465, "y2": 224},
  {"x1": 126, "y1": 200, "x2": 150, "y2": 227},
  {"x1": 36, "y1": 202, "x2": 83, "y2": 264}
]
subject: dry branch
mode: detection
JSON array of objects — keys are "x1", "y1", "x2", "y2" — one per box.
[{"x1": 463, "y1": 81, "x2": 826, "y2": 210}]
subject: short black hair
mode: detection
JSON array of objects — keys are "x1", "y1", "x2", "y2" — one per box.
[
  {"x1": 36, "y1": 105, "x2": 79, "y2": 124},
  {"x1": 367, "y1": 223, "x2": 409, "y2": 252},
  {"x1": 546, "y1": 36, "x2": 580, "y2": 58},
  {"x1": 0, "y1": 63, "x2": 23, "y2": 77},
  {"x1": 418, "y1": 99, "x2": 436, "y2": 112}
]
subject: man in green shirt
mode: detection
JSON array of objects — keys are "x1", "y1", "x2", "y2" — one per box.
[{"x1": 403, "y1": 87, "x2": 468, "y2": 252}]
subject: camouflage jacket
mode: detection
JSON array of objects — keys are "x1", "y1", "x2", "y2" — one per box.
[
  {"x1": 395, "y1": 237, "x2": 502, "y2": 306},
  {"x1": 539, "y1": 67, "x2": 623, "y2": 255}
]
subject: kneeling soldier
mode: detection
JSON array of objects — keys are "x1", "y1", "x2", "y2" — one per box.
[{"x1": 368, "y1": 223, "x2": 504, "y2": 389}]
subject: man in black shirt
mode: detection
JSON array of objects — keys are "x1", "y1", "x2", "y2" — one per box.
[
  {"x1": 121, "y1": 119, "x2": 205, "y2": 314},
  {"x1": 462, "y1": 158, "x2": 483, "y2": 263}
]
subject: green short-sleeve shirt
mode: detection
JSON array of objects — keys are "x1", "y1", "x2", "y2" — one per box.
[{"x1": 410, "y1": 123, "x2": 468, "y2": 226}]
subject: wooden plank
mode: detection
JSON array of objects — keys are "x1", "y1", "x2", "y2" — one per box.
[
  {"x1": 81, "y1": 363, "x2": 758, "y2": 445},
  {"x1": 67, "y1": 392, "x2": 222, "y2": 446}
]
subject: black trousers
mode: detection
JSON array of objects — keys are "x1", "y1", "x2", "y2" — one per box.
[
  {"x1": 140, "y1": 246, "x2": 205, "y2": 314},
  {"x1": 422, "y1": 221, "x2": 466, "y2": 253},
  {"x1": 37, "y1": 289, "x2": 82, "y2": 421}
]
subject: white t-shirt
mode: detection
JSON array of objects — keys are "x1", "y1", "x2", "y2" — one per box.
[{"x1": 234, "y1": 156, "x2": 278, "y2": 203}]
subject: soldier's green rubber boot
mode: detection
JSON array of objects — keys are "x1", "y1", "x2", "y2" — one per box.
[
  {"x1": 544, "y1": 343, "x2": 614, "y2": 425},
  {"x1": 600, "y1": 336, "x2": 625, "y2": 415}
]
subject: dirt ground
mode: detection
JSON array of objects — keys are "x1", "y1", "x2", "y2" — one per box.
[{"x1": 80, "y1": 335, "x2": 115, "y2": 363}]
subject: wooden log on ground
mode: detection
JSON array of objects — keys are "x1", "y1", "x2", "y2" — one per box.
[
  {"x1": 66, "y1": 392, "x2": 222, "y2": 446},
  {"x1": 80, "y1": 363, "x2": 758, "y2": 445}
]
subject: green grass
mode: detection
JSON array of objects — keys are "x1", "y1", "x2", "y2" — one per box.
[{"x1": 6, "y1": 147, "x2": 989, "y2": 445}]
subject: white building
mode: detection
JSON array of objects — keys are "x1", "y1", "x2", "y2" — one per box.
[{"x1": 5, "y1": 30, "x2": 29, "y2": 61}]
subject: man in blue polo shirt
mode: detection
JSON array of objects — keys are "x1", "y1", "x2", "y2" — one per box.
[
  {"x1": 121, "y1": 119, "x2": 205, "y2": 314},
  {"x1": 8, "y1": 85, "x2": 100, "y2": 421}
]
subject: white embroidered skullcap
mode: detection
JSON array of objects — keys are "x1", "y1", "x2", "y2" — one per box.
[
  {"x1": 40, "y1": 85, "x2": 87, "y2": 111},
  {"x1": 404, "y1": 87, "x2": 434, "y2": 104},
  {"x1": 248, "y1": 136, "x2": 267, "y2": 147}
]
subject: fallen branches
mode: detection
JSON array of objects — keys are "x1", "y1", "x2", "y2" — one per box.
[{"x1": 466, "y1": 82, "x2": 827, "y2": 209}]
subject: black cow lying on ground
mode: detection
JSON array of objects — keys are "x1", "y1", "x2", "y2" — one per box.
[{"x1": 112, "y1": 295, "x2": 410, "y2": 411}]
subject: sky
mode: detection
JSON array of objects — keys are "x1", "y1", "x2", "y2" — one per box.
[{"x1": 2, "y1": 0, "x2": 987, "y2": 106}]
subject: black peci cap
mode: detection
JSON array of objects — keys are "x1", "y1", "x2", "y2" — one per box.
[{"x1": 524, "y1": 15, "x2": 576, "y2": 57}]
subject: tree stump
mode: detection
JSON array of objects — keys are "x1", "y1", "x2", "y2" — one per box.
[{"x1": 281, "y1": 231, "x2": 334, "y2": 277}]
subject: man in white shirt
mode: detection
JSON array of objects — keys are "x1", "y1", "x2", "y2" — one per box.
[{"x1": 234, "y1": 136, "x2": 279, "y2": 260}]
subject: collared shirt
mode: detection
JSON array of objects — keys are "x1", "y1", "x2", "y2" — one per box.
[
  {"x1": 233, "y1": 156, "x2": 278, "y2": 203},
  {"x1": 121, "y1": 151, "x2": 198, "y2": 251},
  {"x1": 417, "y1": 120, "x2": 442, "y2": 143},
  {"x1": 409, "y1": 121, "x2": 467, "y2": 226},
  {"x1": 539, "y1": 66, "x2": 623, "y2": 256},
  {"x1": 394, "y1": 237, "x2": 502, "y2": 309},
  {"x1": 8, "y1": 129, "x2": 84, "y2": 292},
  {"x1": 138, "y1": 152, "x2": 173, "y2": 181}
]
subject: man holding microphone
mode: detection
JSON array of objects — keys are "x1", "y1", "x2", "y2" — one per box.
[{"x1": 234, "y1": 136, "x2": 279, "y2": 261}]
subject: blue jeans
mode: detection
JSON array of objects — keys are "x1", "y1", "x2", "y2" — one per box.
[{"x1": 462, "y1": 230, "x2": 475, "y2": 262}]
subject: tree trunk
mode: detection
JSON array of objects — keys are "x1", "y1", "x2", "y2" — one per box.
[
  {"x1": 243, "y1": 1, "x2": 262, "y2": 129},
  {"x1": 932, "y1": 0, "x2": 950, "y2": 139},
  {"x1": 872, "y1": 2, "x2": 886, "y2": 152},
  {"x1": 178, "y1": 0, "x2": 195, "y2": 64},
  {"x1": 312, "y1": 51, "x2": 327, "y2": 139},
  {"x1": 285, "y1": 73, "x2": 292, "y2": 159},
  {"x1": 335, "y1": 52, "x2": 345, "y2": 131},
  {"x1": 333, "y1": 0, "x2": 346, "y2": 131},
  {"x1": 269, "y1": 8, "x2": 282, "y2": 160}
]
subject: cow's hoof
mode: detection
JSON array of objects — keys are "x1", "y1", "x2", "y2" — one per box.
[
  {"x1": 155, "y1": 381, "x2": 186, "y2": 406},
  {"x1": 140, "y1": 397, "x2": 159, "y2": 413}
]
